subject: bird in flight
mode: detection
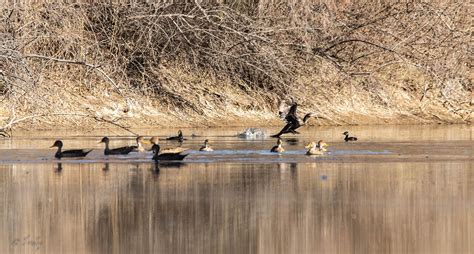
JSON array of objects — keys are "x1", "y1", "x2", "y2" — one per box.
[{"x1": 271, "y1": 99, "x2": 316, "y2": 138}]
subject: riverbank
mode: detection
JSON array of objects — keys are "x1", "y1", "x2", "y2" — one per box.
[{"x1": 0, "y1": 1, "x2": 471, "y2": 132}]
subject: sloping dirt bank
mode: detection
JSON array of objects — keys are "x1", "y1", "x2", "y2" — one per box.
[{"x1": 0, "y1": 1, "x2": 471, "y2": 133}]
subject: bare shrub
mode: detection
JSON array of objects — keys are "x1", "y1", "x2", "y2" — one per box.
[{"x1": 0, "y1": 0, "x2": 471, "y2": 131}]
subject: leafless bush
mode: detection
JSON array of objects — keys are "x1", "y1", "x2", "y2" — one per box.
[{"x1": 0, "y1": 0, "x2": 471, "y2": 131}]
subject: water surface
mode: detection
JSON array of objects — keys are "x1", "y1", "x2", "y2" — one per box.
[{"x1": 0, "y1": 125, "x2": 472, "y2": 253}]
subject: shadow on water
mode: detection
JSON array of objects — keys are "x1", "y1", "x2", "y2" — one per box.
[{"x1": 283, "y1": 138, "x2": 300, "y2": 146}]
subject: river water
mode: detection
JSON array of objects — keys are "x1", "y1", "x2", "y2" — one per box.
[{"x1": 0, "y1": 125, "x2": 472, "y2": 253}]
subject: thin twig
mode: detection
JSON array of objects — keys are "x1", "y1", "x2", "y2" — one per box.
[
  {"x1": 23, "y1": 54, "x2": 123, "y2": 96},
  {"x1": 0, "y1": 113, "x2": 138, "y2": 136}
]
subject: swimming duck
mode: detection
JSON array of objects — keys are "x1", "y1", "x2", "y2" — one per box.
[
  {"x1": 316, "y1": 139, "x2": 328, "y2": 152},
  {"x1": 99, "y1": 137, "x2": 136, "y2": 155},
  {"x1": 343, "y1": 131, "x2": 358, "y2": 142},
  {"x1": 50, "y1": 140, "x2": 92, "y2": 159},
  {"x1": 199, "y1": 139, "x2": 214, "y2": 151},
  {"x1": 166, "y1": 130, "x2": 186, "y2": 142},
  {"x1": 135, "y1": 136, "x2": 153, "y2": 152},
  {"x1": 270, "y1": 138, "x2": 285, "y2": 153},
  {"x1": 305, "y1": 140, "x2": 328, "y2": 155},
  {"x1": 272, "y1": 100, "x2": 316, "y2": 138},
  {"x1": 151, "y1": 137, "x2": 189, "y2": 161}
]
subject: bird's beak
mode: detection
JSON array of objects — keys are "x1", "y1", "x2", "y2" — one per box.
[
  {"x1": 98, "y1": 141, "x2": 103, "y2": 144},
  {"x1": 50, "y1": 145, "x2": 55, "y2": 148},
  {"x1": 305, "y1": 143, "x2": 312, "y2": 149}
]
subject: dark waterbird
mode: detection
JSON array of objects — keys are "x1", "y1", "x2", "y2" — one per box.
[
  {"x1": 99, "y1": 137, "x2": 136, "y2": 155},
  {"x1": 166, "y1": 130, "x2": 186, "y2": 142},
  {"x1": 151, "y1": 137, "x2": 189, "y2": 161},
  {"x1": 271, "y1": 100, "x2": 316, "y2": 138},
  {"x1": 343, "y1": 131, "x2": 358, "y2": 142},
  {"x1": 50, "y1": 140, "x2": 92, "y2": 159}
]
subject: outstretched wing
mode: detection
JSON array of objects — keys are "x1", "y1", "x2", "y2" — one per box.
[
  {"x1": 278, "y1": 100, "x2": 291, "y2": 119},
  {"x1": 302, "y1": 112, "x2": 316, "y2": 124},
  {"x1": 285, "y1": 103, "x2": 298, "y2": 126}
]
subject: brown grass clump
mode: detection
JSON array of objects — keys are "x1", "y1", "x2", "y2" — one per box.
[{"x1": 0, "y1": 1, "x2": 471, "y2": 133}]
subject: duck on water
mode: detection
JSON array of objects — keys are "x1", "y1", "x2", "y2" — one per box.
[
  {"x1": 50, "y1": 140, "x2": 92, "y2": 159},
  {"x1": 151, "y1": 137, "x2": 189, "y2": 161},
  {"x1": 305, "y1": 140, "x2": 328, "y2": 155},
  {"x1": 343, "y1": 131, "x2": 358, "y2": 142},
  {"x1": 99, "y1": 137, "x2": 136, "y2": 155},
  {"x1": 199, "y1": 139, "x2": 214, "y2": 152},
  {"x1": 135, "y1": 136, "x2": 154, "y2": 152},
  {"x1": 270, "y1": 138, "x2": 285, "y2": 153},
  {"x1": 166, "y1": 130, "x2": 186, "y2": 142}
]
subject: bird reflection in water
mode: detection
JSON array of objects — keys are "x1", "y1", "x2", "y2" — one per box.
[
  {"x1": 151, "y1": 161, "x2": 186, "y2": 176},
  {"x1": 54, "y1": 163, "x2": 63, "y2": 173},
  {"x1": 129, "y1": 163, "x2": 140, "y2": 174},
  {"x1": 277, "y1": 162, "x2": 298, "y2": 179},
  {"x1": 151, "y1": 162, "x2": 160, "y2": 176},
  {"x1": 102, "y1": 163, "x2": 110, "y2": 172}
]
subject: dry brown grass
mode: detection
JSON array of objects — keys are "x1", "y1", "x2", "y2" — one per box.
[{"x1": 0, "y1": 1, "x2": 471, "y2": 133}]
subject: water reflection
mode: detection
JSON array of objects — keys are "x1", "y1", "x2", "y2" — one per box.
[
  {"x1": 54, "y1": 163, "x2": 63, "y2": 173},
  {"x1": 0, "y1": 125, "x2": 472, "y2": 253},
  {"x1": 152, "y1": 161, "x2": 160, "y2": 175},
  {"x1": 0, "y1": 161, "x2": 472, "y2": 254}
]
